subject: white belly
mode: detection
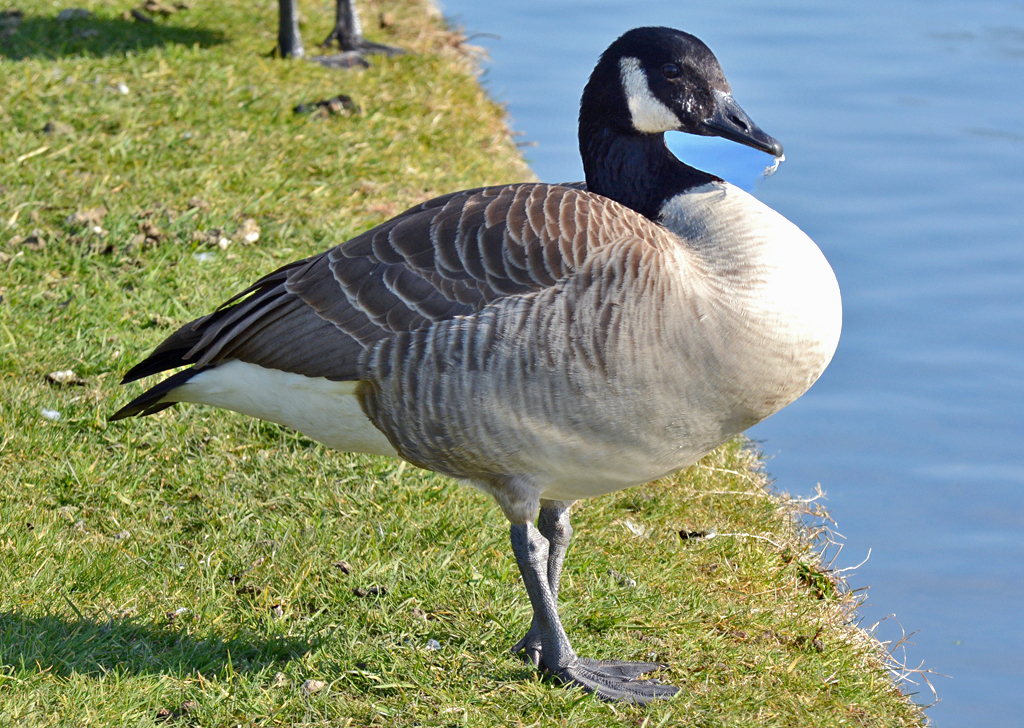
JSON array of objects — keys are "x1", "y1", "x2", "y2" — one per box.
[{"x1": 170, "y1": 360, "x2": 399, "y2": 457}]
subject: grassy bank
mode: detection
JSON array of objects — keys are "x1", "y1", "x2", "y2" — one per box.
[{"x1": 1, "y1": 1, "x2": 926, "y2": 725}]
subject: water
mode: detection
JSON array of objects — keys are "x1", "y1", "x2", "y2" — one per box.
[{"x1": 435, "y1": 1, "x2": 1024, "y2": 724}]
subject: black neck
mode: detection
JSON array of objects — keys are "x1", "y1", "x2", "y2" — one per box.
[{"x1": 579, "y1": 123, "x2": 719, "y2": 221}]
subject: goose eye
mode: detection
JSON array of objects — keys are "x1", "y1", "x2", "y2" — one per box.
[{"x1": 662, "y1": 63, "x2": 681, "y2": 79}]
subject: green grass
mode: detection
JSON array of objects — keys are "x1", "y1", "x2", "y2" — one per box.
[{"x1": 1, "y1": 1, "x2": 926, "y2": 725}]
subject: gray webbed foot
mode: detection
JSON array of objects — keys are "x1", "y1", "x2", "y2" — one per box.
[
  {"x1": 311, "y1": 42, "x2": 405, "y2": 69},
  {"x1": 310, "y1": 51, "x2": 371, "y2": 69},
  {"x1": 577, "y1": 657, "x2": 669, "y2": 681},
  {"x1": 553, "y1": 659, "x2": 679, "y2": 704},
  {"x1": 512, "y1": 631, "x2": 667, "y2": 684}
]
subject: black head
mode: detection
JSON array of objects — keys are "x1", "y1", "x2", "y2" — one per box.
[{"x1": 580, "y1": 26, "x2": 782, "y2": 157}]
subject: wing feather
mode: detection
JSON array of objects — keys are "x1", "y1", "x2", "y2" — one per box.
[{"x1": 118, "y1": 183, "x2": 671, "y2": 392}]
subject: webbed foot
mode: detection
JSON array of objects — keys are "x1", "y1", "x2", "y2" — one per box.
[
  {"x1": 513, "y1": 630, "x2": 677, "y2": 702},
  {"x1": 513, "y1": 631, "x2": 666, "y2": 682},
  {"x1": 553, "y1": 658, "x2": 679, "y2": 704}
]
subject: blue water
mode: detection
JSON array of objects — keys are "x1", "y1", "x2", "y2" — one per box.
[{"x1": 435, "y1": 1, "x2": 1024, "y2": 724}]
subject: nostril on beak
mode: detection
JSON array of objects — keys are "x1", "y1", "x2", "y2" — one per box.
[{"x1": 729, "y1": 114, "x2": 749, "y2": 131}]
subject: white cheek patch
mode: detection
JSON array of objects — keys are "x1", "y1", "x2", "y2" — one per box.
[{"x1": 619, "y1": 56, "x2": 682, "y2": 134}]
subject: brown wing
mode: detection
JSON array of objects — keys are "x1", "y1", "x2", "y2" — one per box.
[{"x1": 119, "y1": 183, "x2": 665, "y2": 387}]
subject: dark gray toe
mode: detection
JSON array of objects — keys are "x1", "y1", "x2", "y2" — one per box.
[{"x1": 511, "y1": 638, "x2": 542, "y2": 667}]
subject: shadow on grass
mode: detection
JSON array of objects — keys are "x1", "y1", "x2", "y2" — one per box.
[
  {"x1": 0, "y1": 16, "x2": 225, "y2": 61},
  {"x1": 0, "y1": 611, "x2": 313, "y2": 678}
]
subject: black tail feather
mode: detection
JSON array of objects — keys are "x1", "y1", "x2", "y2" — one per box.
[
  {"x1": 119, "y1": 259, "x2": 313, "y2": 386},
  {"x1": 120, "y1": 345, "x2": 196, "y2": 384},
  {"x1": 109, "y1": 367, "x2": 209, "y2": 421}
]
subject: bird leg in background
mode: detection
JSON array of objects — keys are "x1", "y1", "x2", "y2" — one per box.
[
  {"x1": 277, "y1": 0, "x2": 304, "y2": 58},
  {"x1": 320, "y1": 0, "x2": 405, "y2": 57}
]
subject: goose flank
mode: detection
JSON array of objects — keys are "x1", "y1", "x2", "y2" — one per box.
[{"x1": 112, "y1": 26, "x2": 841, "y2": 703}]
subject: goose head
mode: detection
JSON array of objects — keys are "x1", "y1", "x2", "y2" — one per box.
[{"x1": 579, "y1": 26, "x2": 782, "y2": 219}]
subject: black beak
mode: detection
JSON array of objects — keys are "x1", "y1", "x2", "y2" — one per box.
[{"x1": 701, "y1": 89, "x2": 783, "y2": 158}]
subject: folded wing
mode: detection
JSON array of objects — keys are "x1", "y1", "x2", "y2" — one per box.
[{"x1": 113, "y1": 183, "x2": 667, "y2": 419}]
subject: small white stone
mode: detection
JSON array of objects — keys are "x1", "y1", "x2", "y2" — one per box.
[
  {"x1": 238, "y1": 219, "x2": 260, "y2": 244},
  {"x1": 624, "y1": 518, "x2": 651, "y2": 538},
  {"x1": 301, "y1": 679, "x2": 327, "y2": 695},
  {"x1": 47, "y1": 370, "x2": 79, "y2": 385}
]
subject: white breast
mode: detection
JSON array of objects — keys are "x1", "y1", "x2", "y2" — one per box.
[{"x1": 659, "y1": 181, "x2": 842, "y2": 419}]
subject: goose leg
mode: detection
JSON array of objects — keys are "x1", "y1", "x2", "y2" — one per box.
[
  {"x1": 277, "y1": 0, "x2": 305, "y2": 58},
  {"x1": 509, "y1": 520, "x2": 679, "y2": 704},
  {"x1": 511, "y1": 500, "x2": 574, "y2": 665},
  {"x1": 315, "y1": 0, "x2": 405, "y2": 69},
  {"x1": 512, "y1": 503, "x2": 672, "y2": 683}
]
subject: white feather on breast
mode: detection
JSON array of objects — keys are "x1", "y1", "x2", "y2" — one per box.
[{"x1": 659, "y1": 181, "x2": 843, "y2": 416}]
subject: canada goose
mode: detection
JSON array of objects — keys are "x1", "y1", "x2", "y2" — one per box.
[{"x1": 112, "y1": 27, "x2": 841, "y2": 703}]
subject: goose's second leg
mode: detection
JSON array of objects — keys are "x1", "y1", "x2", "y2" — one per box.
[{"x1": 509, "y1": 519, "x2": 679, "y2": 703}]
